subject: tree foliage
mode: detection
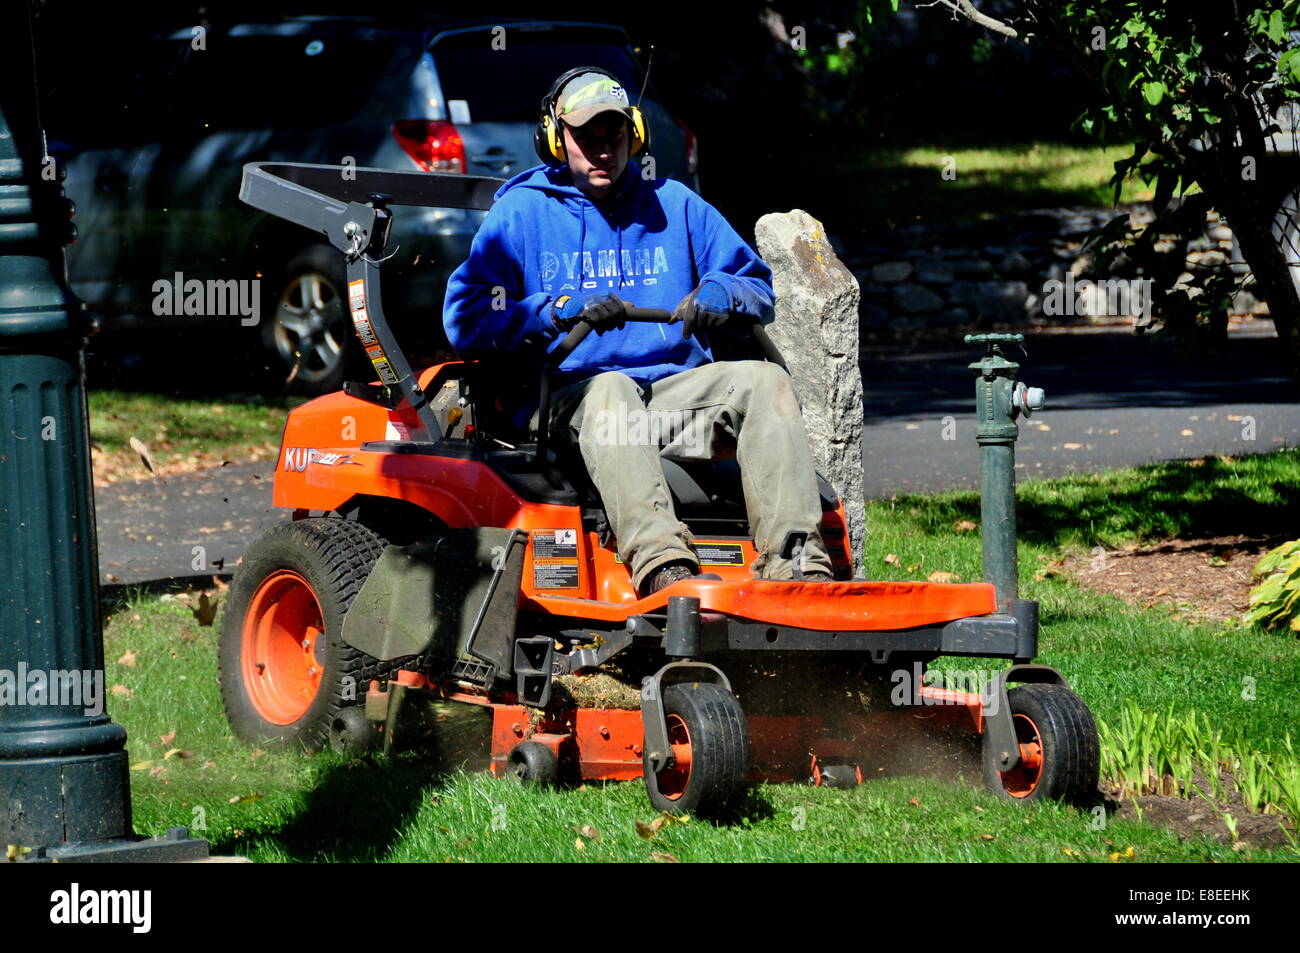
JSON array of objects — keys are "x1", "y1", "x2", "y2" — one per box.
[{"x1": 924, "y1": 0, "x2": 1300, "y2": 379}]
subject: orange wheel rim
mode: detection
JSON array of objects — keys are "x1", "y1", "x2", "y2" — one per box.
[
  {"x1": 655, "y1": 714, "x2": 693, "y2": 801},
  {"x1": 241, "y1": 570, "x2": 326, "y2": 724},
  {"x1": 999, "y1": 713, "x2": 1044, "y2": 798}
]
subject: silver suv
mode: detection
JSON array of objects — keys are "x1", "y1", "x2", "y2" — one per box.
[{"x1": 44, "y1": 16, "x2": 699, "y2": 392}]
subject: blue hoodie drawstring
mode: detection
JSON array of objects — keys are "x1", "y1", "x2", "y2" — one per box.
[{"x1": 578, "y1": 202, "x2": 588, "y2": 287}]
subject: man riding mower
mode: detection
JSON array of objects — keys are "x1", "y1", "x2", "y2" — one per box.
[{"x1": 219, "y1": 69, "x2": 1099, "y2": 818}]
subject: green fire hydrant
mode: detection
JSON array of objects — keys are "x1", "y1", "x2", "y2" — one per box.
[{"x1": 967, "y1": 333, "x2": 1044, "y2": 611}]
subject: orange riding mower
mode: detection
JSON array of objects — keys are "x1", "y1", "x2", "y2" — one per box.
[{"x1": 223, "y1": 162, "x2": 1099, "y2": 817}]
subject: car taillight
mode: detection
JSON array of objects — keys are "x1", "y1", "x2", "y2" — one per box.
[
  {"x1": 674, "y1": 118, "x2": 698, "y2": 176},
  {"x1": 392, "y1": 119, "x2": 466, "y2": 173}
]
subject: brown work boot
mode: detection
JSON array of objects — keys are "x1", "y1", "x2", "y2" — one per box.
[
  {"x1": 802, "y1": 570, "x2": 835, "y2": 582},
  {"x1": 641, "y1": 561, "x2": 717, "y2": 597}
]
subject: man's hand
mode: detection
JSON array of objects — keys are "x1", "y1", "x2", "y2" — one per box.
[
  {"x1": 671, "y1": 281, "x2": 734, "y2": 340},
  {"x1": 551, "y1": 292, "x2": 630, "y2": 335}
]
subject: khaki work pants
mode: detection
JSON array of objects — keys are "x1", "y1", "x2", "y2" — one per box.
[{"x1": 543, "y1": 360, "x2": 833, "y2": 591}]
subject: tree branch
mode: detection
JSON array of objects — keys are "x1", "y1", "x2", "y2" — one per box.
[{"x1": 948, "y1": 0, "x2": 1020, "y2": 39}]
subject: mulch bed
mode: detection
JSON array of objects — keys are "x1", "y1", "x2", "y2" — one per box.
[{"x1": 1058, "y1": 533, "x2": 1291, "y2": 624}]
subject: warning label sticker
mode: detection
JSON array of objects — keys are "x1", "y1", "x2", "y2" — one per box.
[
  {"x1": 533, "y1": 563, "x2": 579, "y2": 589},
  {"x1": 696, "y1": 542, "x2": 745, "y2": 567},
  {"x1": 351, "y1": 309, "x2": 376, "y2": 346},
  {"x1": 533, "y1": 529, "x2": 578, "y2": 559}
]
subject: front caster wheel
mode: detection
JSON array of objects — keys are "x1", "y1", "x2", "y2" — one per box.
[
  {"x1": 983, "y1": 683, "x2": 1099, "y2": 805},
  {"x1": 644, "y1": 682, "x2": 750, "y2": 817}
]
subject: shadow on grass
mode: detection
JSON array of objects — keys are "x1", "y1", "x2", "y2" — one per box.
[{"x1": 215, "y1": 752, "x2": 443, "y2": 862}]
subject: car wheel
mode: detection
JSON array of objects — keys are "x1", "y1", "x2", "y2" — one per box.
[{"x1": 262, "y1": 245, "x2": 354, "y2": 394}]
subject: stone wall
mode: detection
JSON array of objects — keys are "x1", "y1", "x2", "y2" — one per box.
[{"x1": 836, "y1": 205, "x2": 1266, "y2": 333}]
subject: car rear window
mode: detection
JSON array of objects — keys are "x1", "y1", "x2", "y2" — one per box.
[
  {"x1": 431, "y1": 28, "x2": 649, "y2": 123},
  {"x1": 177, "y1": 34, "x2": 397, "y2": 132}
]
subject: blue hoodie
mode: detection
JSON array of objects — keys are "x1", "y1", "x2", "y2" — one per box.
[{"x1": 442, "y1": 163, "x2": 775, "y2": 385}]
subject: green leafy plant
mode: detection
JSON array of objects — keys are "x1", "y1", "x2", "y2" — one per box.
[
  {"x1": 1244, "y1": 539, "x2": 1300, "y2": 632},
  {"x1": 1098, "y1": 699, "x2": 1300, "y2": 820}
]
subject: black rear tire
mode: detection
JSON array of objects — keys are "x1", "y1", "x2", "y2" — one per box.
[
  {"x1": 220, "y1": 518, "x2": 389, "y2": 750},
  {"x1": 644, "y1": 682, "x2": 750, "y2": 817},
  {"x1": 982, "y1": 683, "x2": 1099, "y2": 805}
]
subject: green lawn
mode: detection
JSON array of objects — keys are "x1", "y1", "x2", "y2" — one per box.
[
  {"x1": 88, "y1": 390, "x2": 301, "y2": 482},
  {"x1": 102, "y1": 451, "x2": 1300, "y2": 862},
  {"x1": 839, "y1": 142, "x2": 1162, "y2": 230}
]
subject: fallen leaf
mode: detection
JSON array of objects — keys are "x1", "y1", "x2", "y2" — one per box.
[
  {"x1": 907, "y1": 562, "x2": 923, "y2": 571},
  {"x1": 1062, "y1": 847, "x2": 1080, "y2": 858},
  {"x1": 1063, "y1": 442, "x2": 1084, "y2": 450},
  {"x1": 650, "y1": 851, "x2": 679, "y2": 863},
  {"x1": 228, "y1": 794, "x2": 264, "y2": 804},
  {"x1": 129, "y1": 760, "x2": 154, "y2": 771},
  {"x1": 574, "y1": 837, "x2": 586, "y2": 851},
  {"x1": 953, "y1": 520, "x2": 977, "y2": 532},
  {"x1": 1180, "y1": 429, "x2": 1194, "y2": 437},
  {"x1": 635, "y1": 819, "x2": 659, "y2": 840},
  {"x1": 928, "y1": 571, "x2": 959, "y2": 583},
  {"x1": 980, "y1": 833, "x2": 995, "y2": 841},
  {"x1": 148, "y1": 765, "x2": 167, "y2": 778},
  {"x1": 128, "y1": 436, "x2": 158, "y2": 475},
  {"x1": 111, "y1": 684, "x2": 133, "y2": 699},
  {"x1": 117, "y1": 650, "x2": 138, "y2": 667},
  {"x1": 884, "y1": 553, "x2": 901, "y2": 566},
  {"x1": 192, "y1": 591, "x2": 218, "y2": 627},
  {"x1": 578, "y1": 824, "x2": 601, "y2": 840},
  {"x1": 163, "y1": 748, "x2": 193, "y2": 761},
  {"x1": 160, "y1": 730, "x2": 177, "y2": 747},
  {"x1": 908, "y1": 797, "x2": 921, "y2": 807},
  {"x1": 6, "y1": 844, "x2": 32, "y2": 861}
]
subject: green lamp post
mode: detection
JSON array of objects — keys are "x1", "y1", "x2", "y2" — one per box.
[{"x1": 0, "y1": 2, "x2": 206, "y2": 861}]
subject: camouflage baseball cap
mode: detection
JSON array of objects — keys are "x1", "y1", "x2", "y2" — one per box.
[{"x1": 555, "y1": 71, "x2": 634, "y2": 128}]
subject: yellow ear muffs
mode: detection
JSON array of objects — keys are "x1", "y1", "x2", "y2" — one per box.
[
  {"x1": 628, "y1": 106, "x2": 649, "y2": 158},
  {"x1": 545, "y1": 114, "x2": 566, "y2": 163}
]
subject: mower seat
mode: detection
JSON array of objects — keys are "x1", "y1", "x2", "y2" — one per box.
[{"x1": 660, "y1": 458, "x2": 840, "y2": 517}]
